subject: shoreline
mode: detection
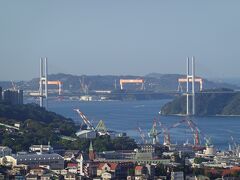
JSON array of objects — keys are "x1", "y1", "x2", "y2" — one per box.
[{"x1": 160, "y1": 113, "x2": 240, "y2": 117}]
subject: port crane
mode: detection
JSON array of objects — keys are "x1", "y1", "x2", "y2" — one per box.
[
  {"x1": 120, "y1": 79, "x2": 145, "y2": 90},
  {"x1": 158, "y1": 118, "x2": 186, "y2": 146},
  {"x1": 184, "y1": 118, "x2": 201, "y2": 147},
  {"x1": 148, "y1": 119, "x2": 162, "y2": 145},
  {"x1": 158, "y1": 117, "x2": 204, "y2": 148},
  {"x1": 74, "y1": 109, "x2": 94, "y2": 130},
  {"x1": 158, "y1": 120, "x2": 171, "y2": 145},
  {"x1": 11, "y1": 80, "x2": 18, "y2": 91},
  {"x1": 137, "y1": 126, "x2": 148, "y2": 144}
]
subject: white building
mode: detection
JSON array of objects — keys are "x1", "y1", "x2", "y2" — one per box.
[
  {"x1": 29, "y1": 144, "x2": 53, "y2": 154},
  {"x1": 75, "y1": 130, "x2": 96, "y2": 139}
]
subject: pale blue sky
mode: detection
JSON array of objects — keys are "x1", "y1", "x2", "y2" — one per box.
[{"x1": 0, "y1": 0, "x2": 240, "y2": 80}]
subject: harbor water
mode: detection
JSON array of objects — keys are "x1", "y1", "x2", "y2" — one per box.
[{"x1": 47, "y1": 99, "x2": 240, "y2": 150}]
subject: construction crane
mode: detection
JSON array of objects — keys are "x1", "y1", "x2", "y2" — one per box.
[{"x1": 74, "y1": 109, "x2": 94, "y2": 130}]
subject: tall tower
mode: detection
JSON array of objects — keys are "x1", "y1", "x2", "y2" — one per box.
[
  {"x1": 186, "y1": 57, "x2": 196, "y2": 116},
  {"x1": 192, "y1": 56, "x2": 196, "y2": 115},
  {"x1": 186, "y1": 57, "x2": 190, "y2": 115},
  {"x1": 88, "y1": 141, "x2": 95, "y2": 161},
  {"x1": 39, "y1": 58, "x2": 48, "y2": 108}
]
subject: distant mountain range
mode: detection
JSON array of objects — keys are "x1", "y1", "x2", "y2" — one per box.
[{"x1": 0, "y1": 73, "x2": 238, "y2": 93}]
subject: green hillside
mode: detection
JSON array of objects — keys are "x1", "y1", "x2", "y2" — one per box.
[{"x1": 161, "y1": 89, "x2": 240, "y2": 116}]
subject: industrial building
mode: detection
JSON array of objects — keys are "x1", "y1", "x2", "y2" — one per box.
[
  {"x1": 3, "y1": 89, "x2": 23, "y2": 105},
  {"x1": 1, "y1": 153, "x2": 64, "y2": 170},
  {"x1": 75, "y1": 129, "x2": 97, "y2": 139}
]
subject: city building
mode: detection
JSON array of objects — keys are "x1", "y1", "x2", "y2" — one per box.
[
  {"x1": 171, "y1": 171, "x2": 184, "y2": 180},
  {"x1": 2, "y1": 153, "x2": 64, "y2": 170},
  {"x1": 97, "y1": 162, "x2": 134, "y2": 179},
  {"x1": 135, "y1": 165, "x2": 148, "y2": 179},
  {"x1": 0, "y1": 146, "x2": 12, "y2": 157},
  {"x1": 0, "y1": 86, "x2": 2, "y2": 101},
  {"x1": 3, "y1": 89, "x2": 23, "y2": 105},
  {"x1": 29, "y1": 144, "x2": 53, "y2": 154}
]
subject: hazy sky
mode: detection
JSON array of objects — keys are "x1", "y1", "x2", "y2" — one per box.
[{"x1": 1, "y1": 0, "x2": 240, "y2": 80}]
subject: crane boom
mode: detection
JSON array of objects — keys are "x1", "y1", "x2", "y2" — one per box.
[
  {"x1": 74, "y1": 109, "x2": 94, "y2": 130},
  {"x1": 137, "y1": 127, "x2": 147, "y2": 144}
]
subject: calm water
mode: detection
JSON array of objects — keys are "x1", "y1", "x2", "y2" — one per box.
[{"x1": 46, "y1": 99, "x2": 240, "y2": 150}]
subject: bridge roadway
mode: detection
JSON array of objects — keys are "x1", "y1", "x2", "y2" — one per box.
[{"x1": 27, "y1": 90, "x2": 240, "y2": 98}]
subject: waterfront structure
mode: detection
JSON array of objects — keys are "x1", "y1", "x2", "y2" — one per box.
[{"x1": 3, "y1": 89, "x2": 23, "y2": 105}]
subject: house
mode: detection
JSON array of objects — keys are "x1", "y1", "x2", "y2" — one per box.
[
  {"x1": 64, "y1": 172, "x2": 77, "y2": 180},
  {"x1": 97, "y1": 163, "x2": 118, "y2": 177},
  {"x1": 97, "y1": 162, "x2": 134, "y2": 179},
  {"x1": 25, "y1": 174, "x2": 39, "y2": 180},
  {"x1": 29, "y1": 167, "x2": 47, "y2": 176},
  {"x1": 83, "y1": 162, "x2": 98, "y2": 178},
  {"x1": 135, "y1": 165, "x2": 148, "y2": 180},
  {"x1": 66, "y1": 163, "x2": 78, "y2": 174},
  {"x1": 63, "y1": 150, "x2": 80, "y2": 161},
  {"x1": 40, "y1": 173, "x2": 59, "y2": 180}
]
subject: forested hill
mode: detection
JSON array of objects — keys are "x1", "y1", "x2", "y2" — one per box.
[
  {"x1": 160, "y1": 89, "x2": 240, "y2": 116},
  {"x1": 0, "y1": 103, "x2": 137, "y2": 153},
  {"x1": 0, "y1": 102, "x2": 72, "y2": 124},
  {"x1": 0, "y1": 102, "x2": 78, "y2": 151}
]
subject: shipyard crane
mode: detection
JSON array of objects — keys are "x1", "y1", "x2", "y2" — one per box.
[
  {"x1": 74, "y1": 109, "x2": 94, "y2": 130},
  {"x1": 159, "y1": 119, "x2": 186, "y2": 146},
  {"x1": 158, "y1": 120, "x2": 171, "y2": 146},
  {"x1": 184, "y1": 118, "x2": 201, "y2": 147},
  {"x1": 11, "y1": 80, "x2": 17, "y2": 91},
  {"x1": 137, "y1": 126, "x2": 148, "y2": 144},
  {"x1": 148, "y1": 119, "x2": 161, "y2": 145}
]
